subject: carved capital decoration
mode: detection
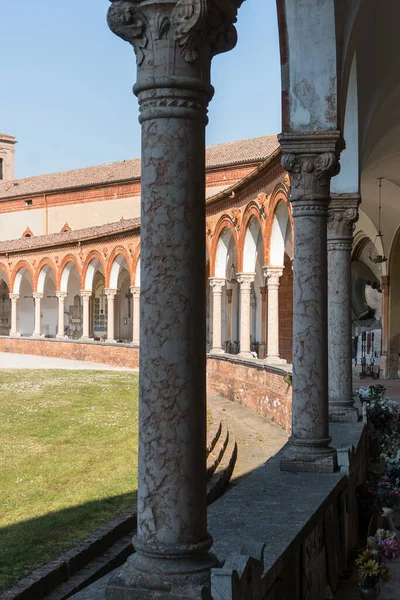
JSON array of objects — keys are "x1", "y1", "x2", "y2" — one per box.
[
  {"x1": 209, "y1": 276, "x2": 225, "y2": 292},
  {"x1": 327, "y1": 194, "x2": 360, "y2": 250},
  {"x1": 263, "y1": 265, "x2": 284, "y2": 288},
  {"x1": 236, "y1": 273, "x2": 254, "y2": 291},
  {"x1": 279, "y1": 132, "x2": 343, "y2": 217}
]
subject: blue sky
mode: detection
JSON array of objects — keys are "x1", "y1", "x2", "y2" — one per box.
[{"x1": 1, "y1": 0, "x2": 281, "y2": 179}]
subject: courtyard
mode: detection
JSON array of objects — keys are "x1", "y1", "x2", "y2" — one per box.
[{"x1": 0, "y1": 367, "x2": 139, "y2": 591}]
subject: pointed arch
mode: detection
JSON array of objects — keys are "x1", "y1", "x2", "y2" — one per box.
[
  {"x1": 11, "y1": 261, "x2": 34, "y2": 294},
  {"x1": 239, "y1": 204, "x2": 265, "y2": 269},
  {"x1": 58, "y1": 255, "x2": 82, "y2": 291},
  {"x1": 106, "y1": 246, "x2": 131, "y2": 288},
  {"x1": 210, "y1": 216, "x2": 239, "y2": 277},
  {"x1": 82, "y1": 251, "x2": 107, "y2": 291},
  {"x1": 35, "y1": 258, "x2": 57, "y2": 293}
]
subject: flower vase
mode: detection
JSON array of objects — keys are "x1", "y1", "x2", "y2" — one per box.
[{"x1": 359, "y1": 583, "x2": 380, "y2": 599}]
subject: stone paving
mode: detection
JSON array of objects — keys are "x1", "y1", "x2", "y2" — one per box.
[{"x1": 0, "y1": 351, "x2": 137, "y2": 371}]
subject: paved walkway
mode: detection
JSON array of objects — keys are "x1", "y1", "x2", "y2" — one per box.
[{"x1": 0, "y1": 351, "x2": 137, "y2": 371}]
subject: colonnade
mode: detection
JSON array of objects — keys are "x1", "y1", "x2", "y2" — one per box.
[{"x1": 8, "y1": 286, "x2": 141, "y2": 344}]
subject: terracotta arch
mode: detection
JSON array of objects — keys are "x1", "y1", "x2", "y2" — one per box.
[
  {"x1": 106, "y1": 246, "x2": 131, "y2": 288},
  {"x1": 265, "y1": 184, "x2": 292, "y2": 265},
  {"x1": 210, "y1": 216, "x2": 239, "y2": 277},
  {"x1": 132, "y1": 250, "x2": 141, "y2": 287},
  {"x1": 82, "y1": 251, "x2": 107, "y2": 291},
  {"x1": 239, "y1": 204, "x2": 265, "y2": 270},
  {"x1": 57, "y1": 255, "x2": 82, "y2": 290},
  {"x1": 34, "y1": 258, "x2": 57, "y2": 292},
  {"x1": 11, "y1": 261, "x2": 35, "y2": 294},
  {"x1": 0, "y1": 262, "x2": 11, "y2": 286}
]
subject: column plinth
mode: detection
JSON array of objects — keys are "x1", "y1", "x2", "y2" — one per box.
[
  {"x1": 56, "y1": 292, "x2": 68, "y2": 339},
  {"x1": 327, "y1": 195, "x2": 360, "y2": 422},
  {"x1": 263, "y1": 265, "x2": 286, "y2": 365},
  {"x1": 32, "y1": 292, "x2": 44, "y2": 338},
  {"x1": 279, "y1": 132, "x2": 341, "y2": 473},
  {"x1": 209, "y1": 277, "x2": 225, "y2": 355},
  {"x1": 9, "y1": 293, "x2": 20, "y2": 337},
  {"x1": 106, "y1": 2, "x2": 241, "y2": 598},
  {"x1": 130, "y1": 286, "x2": 140, "y2": 346},
  {"x1": 105, "y1": 288, "x2": 118, "y2": 343},
  {"x1": 80, "y1": 291, "x2": 92, "y2": 341},
  {"x1": 237, "y1": 273, "x2": 255, "y2": 359}
]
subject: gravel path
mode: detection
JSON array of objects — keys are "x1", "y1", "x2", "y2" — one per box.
[{"x1": 0, "y1": 352, "x2": 137, "y2": 371}]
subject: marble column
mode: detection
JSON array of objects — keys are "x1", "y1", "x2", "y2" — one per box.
[
  {"x1": 380, "y1": 275, "x2": 390, "y2": 378},
  {"x1": 106, "y1": 3, "x2": 240, "y2": 599},
  {"x1": 226, "y1": 288, "x2": 233, "y2": 344},
  {"x1": 9, "y1": 293, "x2": 20, "y2": 337},
  {"x1": 280, "y1": 132, "x2": 342, "y2": 473},
  {"x1": 56, "y1": 292, "x2": 68, "y2": 339},
  {"x1": 80, "y1": 291, "x2": 92, "y2": 341},
  {"x1": 209, "y1": 277, "x2": 225, "y2": 355},
  {"x1": 327, "y1": 195, "x2": 360, "y2": 421},
  {"x1": 237, "y1": 273, "x2": 255, "y2": 359},
  {"x1": 259, "y1": 286, "x2": 267, "y2": 359},
  {"x1": 105, "y1": 288, "x2": 118, "y2": 343},
  {"x1": 130, "y1": 286, "x2": 140, "y2": 345},
  {"x1": 32, "y1": 292, "x2": 44, "y2": 338},
  {"x1": 264, "y1": 265, "x2": 286, "y2": 365}
]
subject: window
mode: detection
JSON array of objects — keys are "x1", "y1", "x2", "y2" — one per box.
[{"x1": 25, "y1": 199, "x2": 32, "y2": 206}]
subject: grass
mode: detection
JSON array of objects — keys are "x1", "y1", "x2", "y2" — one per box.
[{"x1": 0, "y1": 369, "x2": 139, "y2": 591}]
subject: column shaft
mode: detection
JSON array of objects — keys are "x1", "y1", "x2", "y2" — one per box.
[
  {"x1": 264, "y1": 266, "x2": 286, "y2": 364},
  {"x1": 56, "y1": 292, "x2": 68, "y2": 339},
  {"x1": 380, "y1": 275, "x2": 390, "y2": 378},
  {"x1": 327, "y1": 195, "x2": 360, "y2": 421},
  {"x1": 9, "y1": 293, "x2": 20, "y2": 337},
  {"x1": 280, "y1": 132, "x2": 341, "y2": 473},
  {"x1": 130, "y1": 286, "x2": 140, "y2": 345},
  {"x1": 226, "y1": 288, "x2": 233, "y2": 344},
  {"x1": 32, "y1": 293, "x2": 43, "y2": 337},
  {"x1": 105, "y1": 289, "x2": 117, "y2": 343},
  {"x1": 209, "y1": 277, "x2": 225, "y2": 354},
  {"x1": 80, "y1": 291, "x2": 91, "y2": 341},
  {"x1": 237, "y1": 274, "x2": 254, "y2": 359},
  {"x1": 106, "y1": 2, "x2": 240, "y2": 597}
]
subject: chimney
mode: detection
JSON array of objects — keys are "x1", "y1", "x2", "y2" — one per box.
[{"x1": 0, "y1": 134, "x2": 17, "y2": 181}]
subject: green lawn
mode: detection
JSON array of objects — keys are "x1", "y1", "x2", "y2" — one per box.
[{"x1": 0, "y1": 370, "x2": 139, "y2": 591}]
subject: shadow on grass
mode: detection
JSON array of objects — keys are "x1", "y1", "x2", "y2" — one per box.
[{"x1": 0, "y1": 490, "x2": 137, "y2": 593}]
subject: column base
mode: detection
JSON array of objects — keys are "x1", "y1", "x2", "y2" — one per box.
[
  {"x1": 80, "y1": 336, "x2": 93, "y2": 342},
  {"x1": 56, "y1": 334, "x2": 68, "y2": 340},
  {"x1": 265, "y1": 355, "x2": 287, "y2": 365},
  {"x1": 238, "y1": 351, "x2": 254, "y2": 360},
  {"x1": 329, "y1": 404, "x2": 359, "y2": 423},
  {"x1": 280, "y1": 436, "x2": 338, "y2": 473},
  {"x1": 105, "y1": 539, "x2": 216, "y2": 600},
  {"x1": 9, "y1": 332, "x2": 21, "y2": 338},
  {"x1": 31, "y1": 334, "x2": 45, "y2": 339},
  {"x1": 209, "y1": 347, "x2": 225, "y2": 355},
  {"x1": 106, "y1": 338, "x2": 117, "y2": 344},
  {"x1": 131, "y1": 340, "x2": 140, "y2": 346}
]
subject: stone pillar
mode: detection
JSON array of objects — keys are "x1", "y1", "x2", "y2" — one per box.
[
  {"x1": 226, "y1": 288, "x2": 233, "y2": 344},
  {"x1": 279, "y1": 132, "x2": 342, "y2": 473},
  {"x1": 258, "y1": 286, "x2": 267, "y2": 359},
  {"x1": 56, "y1": 292, "x2": 68, "y2": 339},
  {"x1": 32, "y1": 292, "x2": 44, "y2": 338},
  {"x1": 209, "y1": 277, "x2": 225, "y2": 355},
  {"x1": 105, "y1": 288, "x2": 118, "y2": 343},
  {"x1": 380, "y1": 275, "x2": 390, "y2": 378},
  {"x1": 327, "y1": 195, "x2": 360, "y2": 421},
  {"x1": 130, "y1": 286, "x2": 140, "y2": 345},
  {"x1": 80, "y1": 291, "x2": 92, "y2": 341},
  {"x1": 106, "y1": 3, "x2": 240, "y2": 598},
  {"x1": 237, "y1": 273, "x2": 255, "y2": 359},
  {"x1": 9, "y1": 293, "x2": 20, "y2": 337},
  {"x1": 264, "y1": 265, "x2": 286, "y2": 364}
]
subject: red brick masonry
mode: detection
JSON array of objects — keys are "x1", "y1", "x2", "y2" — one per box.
[
  {"x1": 0, "y1": 338, "x2": 292, "y2": 433},
  {"x1": 207, "y1": 355, "x2": 292, "y2": 433}
]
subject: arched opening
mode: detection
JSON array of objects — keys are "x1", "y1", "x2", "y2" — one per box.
[
  {"x1": 83, "y1": 257, "x2": 106, "y2": 340},
  {"x1": 37, "y1": 265, "x2": 58, "y2": 338},
  {"x1": 60, "y1": 261, "x2": 82, "y2": 339},
  {"x1": 215, "y1": 227, "x2": 238, "y2": 353},
  {"x1": 14, "y1": 267, "x2": 34, "y2": 336},
  {"x1": 387, "y1": 227, "x2": 400, "y2": 377},
  {"x1": 243, "y1": 216, "x2": 264, "y2": 357},
  {"x1": 110, "y1": 254, "x2": 132, "y2": 342},
  {"x1": 0, "y1": 270, "x2": 10, "y2": 336}
]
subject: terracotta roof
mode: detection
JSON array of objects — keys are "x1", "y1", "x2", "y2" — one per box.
[
  {"x1": 0, "y1": 135, "x2": 279, "y2": 200},
  {"x1": 0, "y1": 218, "x2": 140, "y2": 254}
]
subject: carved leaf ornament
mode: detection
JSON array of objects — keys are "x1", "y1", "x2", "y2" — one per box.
[
  {"x1": 107, "y1": 2, "x2": 148, "y2": 65},
  {"x1": 172, "y1": 0, "x2": 208, "y2": 62}
]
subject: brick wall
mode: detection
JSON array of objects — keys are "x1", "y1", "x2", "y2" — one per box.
[
  {"x1": 207, "y1": 355, "x2": 292, "y2": 432},
  {"x1": 279, "y1": 252, "x2": 293, "y2": 362},
  {"x1": 0, "y1": 337, "x2": 139, "y2": 369}
]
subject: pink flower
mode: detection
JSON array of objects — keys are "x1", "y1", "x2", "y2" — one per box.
[{"x1": 380, "y1": 538, "x2": 400, "y2": 560}]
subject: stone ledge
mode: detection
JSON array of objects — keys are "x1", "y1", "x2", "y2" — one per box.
[{"x1": 207, "y1": 352, "x2": 292, "y2": 375}]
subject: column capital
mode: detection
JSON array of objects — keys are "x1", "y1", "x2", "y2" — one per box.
[
  {"x1": 105, "y1": 288, "x2": 118, "y2": 298},
  {"x1": 280, "y1": 131, "x2": 343, "y2": 212},
  {"x1": 327, "y1": 194, "x2": 360, "y2": 250},
  {"x1": 9, "y1": 293, "x2": 19, "y2": 302},
  {"x1": 209, "y1": 276, "x2": 225, "y2": 291},
  {"x1": 236, "y1": 273, "x2": 255, "y2": 290},
  {"x1": 263, "y1": 265, "x2": 284, "y2": 287},
  {"x1": 80, "y1": 290, "x2": 92, "y2": 300},
  {"x1": 55, "y1": 291, "x2": 68, "y2": 300},
  {"x1": 32, "y1": 292, "x2": 44, "y2": 300},
  {"x1": 130, "y1": 285, "x2": 140, "y2": 298}
]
